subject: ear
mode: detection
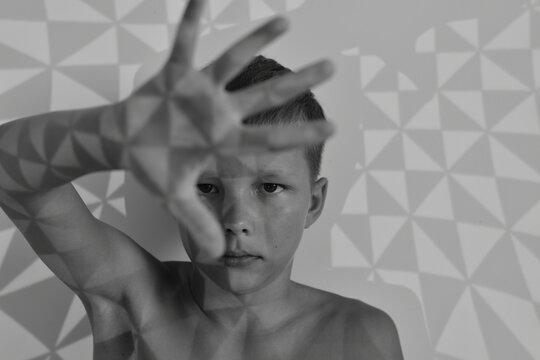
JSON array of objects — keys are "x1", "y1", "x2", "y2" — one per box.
[{"x1": 304, "y1": 177, "x2": 328, "y2": 229}]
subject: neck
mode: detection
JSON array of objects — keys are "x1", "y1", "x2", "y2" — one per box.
[{"x1": 187, "y1": 262, "x2": 298, "y2": 332}]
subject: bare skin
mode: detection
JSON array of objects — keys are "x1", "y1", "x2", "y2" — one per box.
[{"x1": 0, "y1": 0, "x2": 403, "y2": 359}]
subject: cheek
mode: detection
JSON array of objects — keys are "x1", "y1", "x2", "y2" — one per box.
[{"x1": 262, "y1": 201, "x2": 308, "y2": 250}]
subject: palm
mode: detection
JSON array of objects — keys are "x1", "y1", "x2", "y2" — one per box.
[{"x1": 121, "y1": 0, "x2": 334, "y2": 260}]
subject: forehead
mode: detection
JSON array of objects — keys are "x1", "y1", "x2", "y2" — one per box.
[{"x1": 203, "y1": 149, "x2": 310, "y2": 179}]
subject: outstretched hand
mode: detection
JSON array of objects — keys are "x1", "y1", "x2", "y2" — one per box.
[{"x1": 121, "y1": 0, "x2": 335, "y2": 260}]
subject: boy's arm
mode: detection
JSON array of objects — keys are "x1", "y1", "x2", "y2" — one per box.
[{"x1": 0, "y1": 0, "x2": 335, "y2": 303}]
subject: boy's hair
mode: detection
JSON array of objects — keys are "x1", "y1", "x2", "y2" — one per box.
[{"x1": 225, "y1": 55, "x2": 327, "y2": 180}]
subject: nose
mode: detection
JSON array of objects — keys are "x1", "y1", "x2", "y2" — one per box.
[{"x1": 221, "y1": 192, "x2": 254, "y2": 237}]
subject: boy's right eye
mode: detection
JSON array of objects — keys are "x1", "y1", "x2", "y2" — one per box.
[{"x1": 197, "y1": 184, "x2": 218, "y2": 194}]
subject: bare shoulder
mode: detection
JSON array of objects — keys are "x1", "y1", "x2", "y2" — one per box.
[{"x1": 297, "y1": 284, "x2": 404, "y2": 360}]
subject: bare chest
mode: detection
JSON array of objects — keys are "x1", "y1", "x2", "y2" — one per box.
[{"x1": 86, "y1": 295, "x2": 345, "y2": 360}]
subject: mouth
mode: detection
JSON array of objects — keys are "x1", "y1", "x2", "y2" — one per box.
[{"x1": 222, "y1": 251, "x2": 262, "y2": 267}]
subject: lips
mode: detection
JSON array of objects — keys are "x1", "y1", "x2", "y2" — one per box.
[{"x1": 222, "y1": 251, "x2": 261, "y2": 267}]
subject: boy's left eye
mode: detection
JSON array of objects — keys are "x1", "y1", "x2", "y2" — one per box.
[{"x1": 260, "y1": 183, "x2": 284, "y2": 194}]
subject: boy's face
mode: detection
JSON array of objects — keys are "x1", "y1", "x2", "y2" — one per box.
[{"x1": 178, "y1": 148, "x2": 327, "y2": 295}]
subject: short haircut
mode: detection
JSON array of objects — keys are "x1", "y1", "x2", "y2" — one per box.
[{"x1": 225, "y1": 55, "x2": 327, "y2": 180}]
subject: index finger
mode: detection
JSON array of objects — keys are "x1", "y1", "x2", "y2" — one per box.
[{"x1": 168, "y1": 0, "x2": 206, "y2": 65}]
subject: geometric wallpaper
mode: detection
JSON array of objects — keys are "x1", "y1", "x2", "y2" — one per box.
[{"x1": 0, "y1": 0, "x2": 539, "y2": 359}]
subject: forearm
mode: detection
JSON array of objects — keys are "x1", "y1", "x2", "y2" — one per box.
[{"x1": 0, "y1": 102, "x2": 128, "y2": 193}]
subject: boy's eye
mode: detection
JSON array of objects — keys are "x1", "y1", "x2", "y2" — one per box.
[
  {"x1": 197, "y1": 184, "x2": 217, "y2": 194},
  {"x1": 260, "y1": 183, "x2": 284, "y2": 194}
]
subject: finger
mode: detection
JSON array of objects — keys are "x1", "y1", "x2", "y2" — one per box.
[
  {"x1": 169, "y1": 0, "x2": 206, "y2": 65},
  {"x1": 218, "y1": 120, "x2": 335, "y2": 154},
  {"x1": 166, "y1": 190, "x2": 225, "y2": 261},
  {"x1": 203, "y1": 17, "x2": 289, "y2": 85},
  {"x1": 230, "y1": 59, "x2": 334, "y2": 117}
]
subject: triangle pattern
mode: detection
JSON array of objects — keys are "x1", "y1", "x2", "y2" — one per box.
[
  {"x1": 414, "y1": 176, "x2": 454, "y2": 220},
  {"x1": 330, "y1": 224, "x2": 370, "y2": 267},
  {"x1": 489, "y1": 137, "x2": 540, "y2": 182},
  {"x1": 475, "y1": 285, "x2": 540, "y2": 359},
  {"x1": 436, "y1": 25, "x2": 477, "y2": 52},
  {"x1": 497, "y1": 177, "x2": 540, "y2": 227},
  {"x1": 413, "y1": 222, "x2": 463, "y2": 279},
  {"x1": 0, "y1": 43, "x2": 44, "y2": 68},
  {"x1": 493, "y1": 133, "x2": 540, "y2": 174},
  {"x1": 442, "y1": 131, "x2": 482, "y2": 169},
  {"x1": 419, "y1": 273, "x2": 466, "y2": 344},
  {"x1": 376, "y1": 221, "x2": 418, "y2": 272},
  {"x1": 483, "y1": 90, "x2": 530, "y2": 129},
  {"x1": 441, "y1": 53, "x2": 482, "y2": 91},
  {"x1": 483, "y1": 48, "x2": 534, "y2": 89},
  {"x1": 416, "y1": 28, "x2": 435, "y2": 53},
  {"x1": 436, "y1": 52, "x2": 475, "y2": 87},
  {"x1": 57, "y1": 296, "x2": 88, "y2": 343},
  {"x1": 403, "y1": 133, "x2": 443, "y2": 171},
  {"x1": 0, "y1": 68, "x2": 44, "y2": 96},
  {"x1": 48, "y1": 23, "x2": 110, "y2": 64},
  {"x1": 78, "y1": 0, "x2": 116, "y2": 20},
  {"x1": 56, "y1": 335, "x2": 93, "y2": 360},
  {"x1": 369, "y1": 133, "x2": 405, "y2": 170},
  {"x1": 338, "y1": 215, "x2": 373, "y2": 266},
  {"x1": 377, "y1": 269, "x2": 423, "y2": 306},
  {"x1": 442, "y1": 91, "x2": 485, "y2": 128},
  {"x1": 405, "y1": 171, "x2": 444, "y2": 212},
  {"x1": 369, "y1": 170, "x2": 409, "y2": 212},
  {"x1": 484, "y1": 12, "x2": 530, "y2": 49},
  {"x1": 457, "y1": 222, "x2": 503, "y2": 277},
  {"x1": 369, "y1": 215, "x2": 407, "y2": 262},
  {"x1": 472, "y1": 234, "x2": 531, "y2": 298},
  {"x1": 405, "y1": 94, "x2": 441, "y2": 130},
  {"x1": 448, "y1": 175, "x2": 502, "y2": 227},
  {"x1": 0, "y1": 310, "x2": 49, "y2": 359},
  {"x1": 448, "y1": 19, "x2": 479, "y2": 47},
  {"x1": 0, "y1": 232, "x2": 39, "y2": 292},
  {"x1": 513, "y1": 199, "x2": 540, "y2": 237},
  {"x1": 0, "y1": 258, "x2": 54, "y2": 296},
  {"x1": 44, "y1": 0, "x2": 109, "y2": 22},
  {"x1": 414, "y1": 218, "x2": 467, "y2": 275},
  {"x1": 0, "y1": 20, "x2": 50, "y2": 64},
  {"x1": 51, "y1": 70, "x2": 109, "y2": 110},
  {"x1": 366, "y1": 172, "x2": 407, "y2": 215},
  {"x1": 122, "y1": 24, "x2": 169, "y2": 52},
  {"x1": 480, "y1": 55, "x2": 529, "y2": 91},
  {"x1": 0, "y1": 278, "x2": 74, "y2": 348},
  {"x1": 439, "y1": 94, "x2": 483, "y2": 130},
  {"x1": 122, "y1": 0, "x2": 167, "y2": 22},
  {"x1": 436, "y1": 288, "x2": 490, "y2": 360},
  {"x1": 397, "y1": 72, "x2": 418, "y2": 91},
  {"x1": 473, "y1": 288, "x2": 537, "y2": 360},
  {"x1": 492, "y1": 95, "x2": 540, "y2": 134},
  {"x1": 360, "y1": 55, "x2": 386, "y2": 89},
  {"x1": 58, "y1": 65, "x2": 120, "y2": 102},
  {"x1": 534, "y1": 49, "x2": 540, "y2": 88},
  {"x1": 365, "y1": 92, "x2": 400, "y2": 126},
  {"x1": 115, "y1": 0, "x2": 145, "y2": 20},
  {"x1": 60, "y1": 27, "x2": 118, "y2": 66},
  {"x1": 451, "y1": 174, "x2": 505, "y2": 225},
  {"x1": 451, "y1": 135, "x2": 495, "y2": 176},
  {"x1": 363, "y1": 130, "x2": 397, "y2": 167},
  {"x1": 512, "y1": 236, "x2": 540, "y2": 304},
  {"x1": 342, "y1": 174, "x2": 367, "y2": 214},
  {"x1": 405, "y1": 130, "x2": 445, "y2": 169}
]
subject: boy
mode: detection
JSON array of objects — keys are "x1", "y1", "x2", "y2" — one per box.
[{"x1": 0, "y1": 0, "x2": 403, "y2": 358}]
